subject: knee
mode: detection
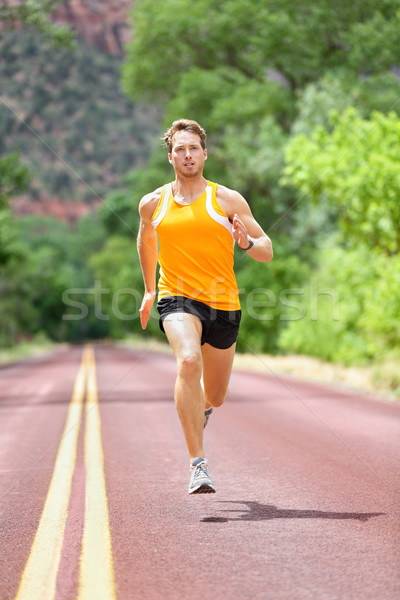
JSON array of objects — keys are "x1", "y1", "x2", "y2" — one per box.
[
  {"x1": 205, "y1": 387, "x2": 229, "y2": 408},
  {"x1": 177, "y1": 352, "x2": 202, "y2": 380}
]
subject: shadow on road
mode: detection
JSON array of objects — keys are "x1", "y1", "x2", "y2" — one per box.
[{"x1": 202, "y1": 501, "x2": 384, "y2": 523}]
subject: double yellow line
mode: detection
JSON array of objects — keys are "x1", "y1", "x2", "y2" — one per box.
[{"x1": 14, "y1": 346, "x2": 116, "y2": 600}]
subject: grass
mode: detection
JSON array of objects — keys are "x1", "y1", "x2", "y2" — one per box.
[
  {"x1": 233, "y1": 352, "x2": 400, "y2": 400},
  {"x1": 1, "y1": 334, "x2": 398, "y2": 401},
  {"x1": 0, "y1": 333, "x2": 64, "y2": 366},
  {"x1": 120, "y1": 336, "x2": 400, "y2": 402}
]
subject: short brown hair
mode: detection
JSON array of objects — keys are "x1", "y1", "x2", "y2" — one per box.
[{"x1": 163, "y1": 119, "x2": 207, "y2": 153}]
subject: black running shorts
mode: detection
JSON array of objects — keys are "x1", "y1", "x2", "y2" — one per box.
[{"x1": 157, "y1": 296, "x2": 241, "y2": 350}]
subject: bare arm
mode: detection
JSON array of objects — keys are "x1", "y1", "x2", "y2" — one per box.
[
  {"x1": 217, "y1": 186, "x2": 273, "y2": 263},
  {"x1": 137, "y1": 191, "x2": 160, "y2": 329}
]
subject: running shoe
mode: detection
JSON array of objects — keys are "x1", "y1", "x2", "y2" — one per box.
[
  {"x1": 188, "y1": 457, "x2": 216, "y2": 494},
  {"x1": 203, "y1": 407, "x2": 213, "y2": 429}
]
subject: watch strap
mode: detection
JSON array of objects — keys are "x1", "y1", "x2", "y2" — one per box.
[{"x1": 242, "y1": 237, "x2": 254, "y2": 251}]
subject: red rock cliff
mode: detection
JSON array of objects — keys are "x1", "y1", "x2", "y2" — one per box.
[{"x1": 52, "y1": 0, "x2": 132, "y2": 56}]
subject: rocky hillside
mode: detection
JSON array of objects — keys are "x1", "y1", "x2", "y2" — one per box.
[
  {"x1": 1, "y1": 3, "x2": 159, "y2": 220},
  {"x1": 52, "y1": 0, "x2": 132, "y2": 56}
]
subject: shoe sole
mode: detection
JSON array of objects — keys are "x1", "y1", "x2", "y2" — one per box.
[{"x1": 189, "y1": 484, "x2": 216, "y2": 495}]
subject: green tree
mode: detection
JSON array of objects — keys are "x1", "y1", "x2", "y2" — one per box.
[
  {"x1": 123, "y1": 0, "x2": 400, "y2": 102},
  {"x1": 121, "y1": 0, "x2": 400, "y2": 236},
  {"x1": 236, "y1": 245, "x2": 312, "y2": 353},
  {"x1": 0, "y1": 0, "x2": 74, "y2": 304},
  {"x1": 0, "y1": 152, "x2": 30, "y2": 264},
  {"x1": 279, "y1": 108, "x2": 400, "y2": 364},
  {"x1": 0, "y1": 213, "x2": 112, "y2": 347},
  {"x1": 278, "y1": 242, "x2": 400, "y2": 365},
  {"x1": 283, "y1": 108, "x2": 400, "y2": 255},
  {"x1": 0, "y1": 0, "x2": 74, "y2": 48},
  {"x1": 114, "y1": 0, "x2": 400, "y2": 360},
  {"x1": 0, "y1": 152, "x2": 30, "y2": 209},
  {"x1": 89, "y1": 236, "x2": 160, "y2": 339},
  {"x1": 292, "y1": 71, "x2": 400, "y2": 137}
]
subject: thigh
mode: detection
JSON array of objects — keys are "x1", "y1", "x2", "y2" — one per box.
[
  {"x1": 162, "y1": 312, "x2": 203, "y2": 360},
  {"x1": 201, "y1": 342, "x2": 236, "y2": 399}
]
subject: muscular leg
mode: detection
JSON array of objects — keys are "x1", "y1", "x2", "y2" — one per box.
[
  {"x1": 201, "y1": 342, "x2": 236, "y2": 410},
  {"x1": 162, "y1": 312, "x2": 205, "y2": 461}
]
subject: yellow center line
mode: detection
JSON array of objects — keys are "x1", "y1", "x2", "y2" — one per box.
[
  {"x1": 14, "y1": 346, "x2": 89, "y2": 600},
  {"x1": 78, "y1": 346, "x2": 116, "y2": 600},
  {"x1": 14, "y1": 345, "x2": 116, "y2": 600}
]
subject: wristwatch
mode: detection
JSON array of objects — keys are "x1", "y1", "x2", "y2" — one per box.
[{"x1": 242, "y1": 236, "x2": 254, "y2": 251}]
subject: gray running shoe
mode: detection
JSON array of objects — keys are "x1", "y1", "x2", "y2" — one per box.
[
  {"x1": 203, "y1": 407, "x2": 213, "y2": 429},
  {"x1": 188, "y1": 457, "x2": 216, "y2": 494}
]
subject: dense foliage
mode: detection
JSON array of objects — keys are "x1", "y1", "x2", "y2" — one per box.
[
  {"x1": 280, "y1": 108, "x2": 400, "y2": 363},
  {"x1": 0, "y1": 152, "x2": 31, "y2": 264},
  {"x1": 284, "y1": 109, "x2": 400, "y2": 255},
  {"x1": 120, "y1": 0, "x2": 400, "y2": 367},
  {"x1": 1, "y1": 0, "x2": 400, "y2": 383},
  {"x1": 0, "y1": 214, "x2": 109, "y2": 347},
  {"x1": 0, "y1": 0, "x2": 74, "y2": 48}
]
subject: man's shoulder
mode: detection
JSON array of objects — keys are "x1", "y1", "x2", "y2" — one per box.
[
  {"x1": 215, "y1": 182, "x2": 242, "y2": 200},
  {"x1": 140, "y1": 185, "x2": 164, "y2": 206},
  {"x1": 139, "y1": 185, "x2": 164, "y2": 220},
  {"x1": 215, "y1": 183, "x2": 246, "y2": 215}
]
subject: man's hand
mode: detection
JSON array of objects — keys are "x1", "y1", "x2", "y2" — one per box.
[
  {"x1": 139, "y1": 291, "x2": 156, "y2": 329},
  {"x1": 232, "y1": 213, "x2": 250, "y2": 249}
]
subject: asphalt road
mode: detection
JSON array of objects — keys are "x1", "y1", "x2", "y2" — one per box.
[{"x1": 0, "y1": 344, "x2": 399, "y2": 600}]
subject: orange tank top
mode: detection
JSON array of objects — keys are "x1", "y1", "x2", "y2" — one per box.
[{"x1": 151, "y1": 181, "x2": 240, "y2": 311}]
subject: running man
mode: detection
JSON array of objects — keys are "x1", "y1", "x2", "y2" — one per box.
[{"x1": 137, "y1": 119, "x2": 273, "y2": 494}]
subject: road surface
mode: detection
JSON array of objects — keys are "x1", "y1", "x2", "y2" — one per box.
[{"x1": 0, "y1": 343, "x2": 399, "y2": 600}]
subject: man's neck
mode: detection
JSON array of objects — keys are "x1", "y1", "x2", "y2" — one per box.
[{"x1": 172, "y1": 176, "x2": 208, "y2": 204}]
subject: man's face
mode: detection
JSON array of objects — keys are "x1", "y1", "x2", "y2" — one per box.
[{"x1": 168, "y1": 131, "x2": 207, "y2": 178}]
